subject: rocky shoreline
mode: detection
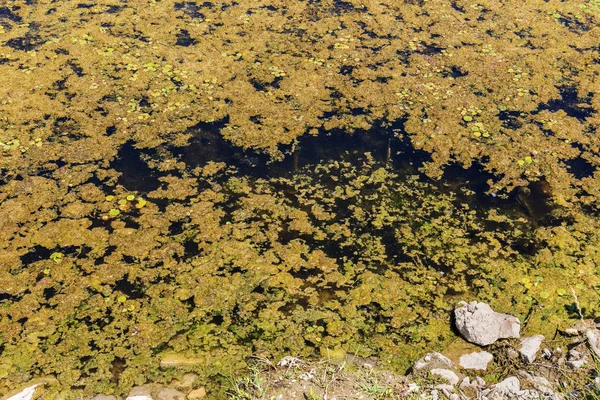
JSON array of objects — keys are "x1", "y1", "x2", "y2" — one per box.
[{"x1": 5, "y1": 301, "x2": 599, "y2": 400}]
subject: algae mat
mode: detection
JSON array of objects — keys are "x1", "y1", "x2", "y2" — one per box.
[{"x1": 0, "y1": 0, "x2": 599, "y2": 398}]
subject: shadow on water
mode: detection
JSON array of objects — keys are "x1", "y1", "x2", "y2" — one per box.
[
  {"x1": 110, "y1": 117, "x2": 567, "y2": 230},
  {"x1": 171, "y1": 118, "x2": 432, "y2": 179}
]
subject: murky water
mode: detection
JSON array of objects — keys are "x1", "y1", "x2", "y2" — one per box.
[{"x1": 1, "y1": 1, "x2": 599, "y2": 398}]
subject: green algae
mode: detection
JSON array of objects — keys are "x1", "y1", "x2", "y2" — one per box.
[
  {"x1": 0, "y1": 0, "x2": 599, "y2": 398},
  {"x1": 2, "y1": 151, "x2": 599, "y2": 397}
]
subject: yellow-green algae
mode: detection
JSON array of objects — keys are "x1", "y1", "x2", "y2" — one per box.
[
  {"x1": 1, "y1": 154, "x2": 599, "y2": 398},
  {"x1": 0, "y1": 0, "x2": 599, "y2": 201},
  {"x1": 0, "y1": 0, "x2": 599, "y2": 398}
]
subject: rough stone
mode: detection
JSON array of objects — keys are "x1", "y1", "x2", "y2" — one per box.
[
  {"x1": 435, "y1": 383, "x2": 455, "y2": 392},
  {"x1": 186, "y1": 388, "x2": 207, "y2": 399},
  {"x1": 519, "y1": 335, "x2": 544, "y2": 363},
  {"x1": 171, "y1": 373, "x2": 198, "y2": 391},
  {"x1": 429, "y1": 369, "x2": 459, "y2": 386},
  {"x1": 454, "y1": 302, "x2": 520, "y2": 346},
  {"x1": 493, "y1": 376, "x2": 520, "y2": 395},
  {"x1": 126, "y1": 385, "x2": 158, "y2": 400},
  {"x1": 157, "y1": 388, "x2": 185, "y2": 400},
  {"x1": 413, "y1": 352, "x2": 454, "y2": 371},
  {"x1": 473, "y1": 376, "x2": 486, "y2": 388},
  {"x1": 459, "y1": 377, "x2": 472, "y2": 389},
  {"x1": 5, "y1": 384, "x2": 41, "y2": 400},
  {"x1": 530, "y1": 376, "x2": 554, "y2": 395},
  {"x1": 459, "y1": 351, "x2": 493, "y2": 370},
  {"x1": 586, "y1": 329, "x2": 600, "y2": 358},
  {"x1": 566, "y1": 349, "x2": 588, "y2": 369}
]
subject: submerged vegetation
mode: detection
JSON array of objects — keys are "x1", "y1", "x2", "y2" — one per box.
[{"x1": 0, "y1": 0, "x2": 599, "y2": 398}]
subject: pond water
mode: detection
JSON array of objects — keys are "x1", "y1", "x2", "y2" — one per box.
[{"x1": 0, "y1": 1, "x2": 599, "y2": 398}]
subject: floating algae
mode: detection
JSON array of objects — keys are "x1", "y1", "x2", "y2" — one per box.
[{"x1": 0, "y1": 0, "x2": 600, "y2": 398}]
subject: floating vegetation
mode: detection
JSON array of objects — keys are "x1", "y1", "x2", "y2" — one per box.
[{"x1": 0, "y1": 0, "x2": 599, "y2": 398}]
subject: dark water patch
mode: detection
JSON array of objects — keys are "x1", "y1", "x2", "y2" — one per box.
[
  {"x1": 420, "y1": 45, "x2": 444, "y2": 56},
  {"x1": 498, "y1": 109, "x2": 523, "y2": 129},
  {"x1": 269, "y1": 120, "x2": 431, "y2": 176},
  {"x1": 67, "y1": 60, "x2": 84, "y2": 77},
  {"x1": 113, "y1": 275, "x2": 146, "y2": 299},
  {"x1": 43, "y1": 287, "x2": 57, "y2": 301},
  {"x1": 105, "y1": 5, "x2": 123, "y2": 14},
  {"x1": 438, "y1": 162, "x2": 509, "y2": 207},
  {"x1": 183, "y1": 239, "x2": 198, "y2": 259},
  {"x1": 565, "y1": 157, "x2": 596, "y2": 180},
  {"x1": 21, "y1": 245, "x2": 53, "y2": 266},
  {"x1": 450, "y1": 1, "x2": 465, "y2": 13},
  {"x1": 449, "y1": 66, "x2": 468, "y2": 78},
  {"x1": 174, "y1": 1, "x2": 208, "y2": 19},
  {"x1": 0, "y1": 292, "x2": 22, "y2": 303},
  {"x1": 93, "y1": 246, "x2": 118, "y2": 265},
  {"x1": 170, "y1": 119, "x2": 271, "y2": 176},
  {"x1": 6, "y1": 33, "x2": 45, "y2": 51},
  {"x1": 558, "y1": 17, "x2": 590, "y2": 34},
  {"x1": 176, "y1": 29, "x2": 196, "y2": 46},
  {"x1": 331, "y1": 0, "x2": 364, "y2": 14},
  {"x1": 534, "y1": 86, "x2": 592, "y2": 121},
  {"x1": 515, "y1": 180, "x2": 555, "y2": 222},
  {"x1": 110, "y1": 357, "x2": 126, "y2": 384},
  {"x1": 111, "y1": 142, "x2": 162, "y2": 192},
  {"x1": 0, "y1": 7, "x2": 22, "y2": 22}
]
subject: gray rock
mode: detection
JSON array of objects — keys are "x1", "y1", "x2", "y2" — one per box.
[
  {"x1": 157, "y1": 388, "x2": 185, "y2": 400},
  {"x1": 459, "y1": 377, "x2": 472, "y2": 389},
  {"x1": 430, "y1": 368, "x2": 459, "y2": 386},
  {"x1": 530, "y1": 376, "x2": 554, "y2": 395},
  {"x1": 435, "y1": 383, "x2": 455, "y2": 392},
  {"x1": 541, "y1": 348, "x2": 552, "y2": 359},
  {"x1": 519, "y1": 335, "x2": 544, "y2": 363},
  {"x1": 459, "y1": 351, "x2": 493, "y2": 370},
  {"x1": 125, "y1": 395, "x2": 153, "y2": 400},
  {"x1": 126, "y1": 385, "x2": 156, "y2": 400},
  {"x1": 5, "y1": 384, "x2": 42, "y2": 400},
  {"x1": 459, "y1": 376, "x2": 487, "y2": 390},
  {"x1": 413, "y1": 352, "x2": 454, "y2": 371},
  {"x1": 586, "y1": 329, "x2": 600, "y2": 358},
  {"x1": 519, "y1": 371, "x2": 554, "y2": 396},
  {"x1": 474, "y1": 376, "x2": 486, "y2": 388},
  {"x1": 567, "y1": 349, "x2": 588, "y2": 369},
  {"x1": 494, "y1": 376, "x2": 520, "y2": 395},
  {"x1": 517, "y1": 389, "x2": 549, "y2": 400},
  {"x1": 454, "y1": 302, "x2": 520, "y2": 346},
  {"x1": 482, "y1": 376, "x2": 521, "y2": 398}
]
